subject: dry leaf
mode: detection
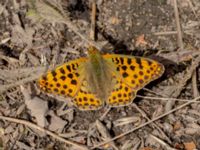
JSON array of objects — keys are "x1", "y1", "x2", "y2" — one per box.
[
  {"x1": 140, "y1": 147, "x2": 153, "y2": 150},
  {"x1": 173, "y1": 121, "x2": 182, "y2": 131},
  {"x1": 109, "y1": 16, "x2": 120, "y2": 25},
  {"x1": 48, "y1": 111, "x2": 68, "y2": 133},
  {"x1": 26, "y1": 0, "x2": 66, "y2": 24},
  {"x1": 135, "y1": 34, "x2": 148, "y2": 47},
  {"x1": 11, "y1": 25, "x2": 34, "y2": 48},
  {"x1": 184, "y1": 141, "x2": 196, "y2": 150},
  {"x1": 21, "y1": 86, "x2": 48, "y2": 127}
]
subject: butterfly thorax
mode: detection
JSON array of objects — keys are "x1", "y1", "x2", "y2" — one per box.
[{"x1": 85, "y1": 47, "x2": 113, "y2": 102}]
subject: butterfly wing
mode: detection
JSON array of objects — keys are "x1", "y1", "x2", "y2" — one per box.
[
  {"x1": 107, "y1": 76, "x2": 136, "y2": 107},
  {"x1": 103, "y1": 54, "x2": 164, "y2": 107},
  {"x1": 73, "y1": 79, "x2": 103, "y2": 110},
  {"x1": 38, "y1": 58, "x2": 87, "y2": 98},
  {"x1": 38, "y1": 58, "x2": 103, "y2": 110}
]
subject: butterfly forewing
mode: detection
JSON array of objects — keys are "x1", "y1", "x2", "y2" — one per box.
[
  {"x1": 38, "y1": 58, "x2": 87, "y2": 97},
  {"x1": 103, "y1": 54, "x2": 164, "y2": 90}
]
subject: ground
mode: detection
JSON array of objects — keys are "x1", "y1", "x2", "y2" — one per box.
[{"x1": 0, "y1": 0, "x2": 200, "y2": 150}]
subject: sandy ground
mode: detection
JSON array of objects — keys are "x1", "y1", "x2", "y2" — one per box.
[{"x1": 0, "y1": 0, "x2": 200, "y2": 149}]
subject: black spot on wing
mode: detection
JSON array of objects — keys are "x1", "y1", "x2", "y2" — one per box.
[
  {"x1": 133, "y1": 74, "x2": 138, "y2": 79},
  {"x1": 146, "y1": 59, "x2": 153, "y2": 66},
  {"x1": 122, "y1": 72, "x2": 129, "y2": 78},
  {"x1": 127, "y1": 58, "x2": 132, "y2": 65},
  {"x1": 59, "y1": 68, "x2": 65, "y2": 74},
  {"x1": 72, "y1": 63, "x2": 76, "y2": 70},
  {"x1": 125, "y1": 87, "x2": 128, "y2": 92},
  {"x1": 68, "y1": 73, "x2": 73, "y2": 79},
  {"x1": 90, "y1": 98, "x2": 94, "y2": 102},
  {"x1": 131, "y1": 80, "x2": 135, "y2": 84},
  {"x1": 61, "y1": 90, "x2": 65, "y2": 94},
  {"x1": 139, "y1": 79, "x2": 144, "y2": 84},
  {"x1": 118, "y1": 93, "x2": 122, "y2": 97},
  {"x1": 68, "y1": 89, "x2": 73, "y2": 93},
  {"x1": 120, "y1": 57, "x2": 124, "y2": 64},
  {"x1": 66, "y1": 65, "x2": 71, "y2": 72},
  {"x1": 56, "y1": 83, "x2": 61, "y2": 87},
  {"x1": 135, "y1": 58, "x2": 143, "y2": 69},
  {"x1": 75, "y1": 73, "x2": 80, "y2": 77},
  {"x1": 78, "y1": 98, "x2": 82, "y2": 102},
  {"x1": 54, "y1": 88, "x2": 58, "y2": 92},
  {"x1": 83, "y1": 97, "x2": 87, "y2": 101},
  {"x1": 130, "y1": 65, "x2": 135, "y2": 71},
  {"x1": 115, "y1": 57, "x2": 120, "y2": 64},
  {"x1": 60, "y1": 76, "x2": 66, "y2": 81},
  {"x1": 53, "y1": 78, "x2": 58, "y2": 82},
  {"x1": 63, "y1": 85, "x2": 68, "y2": 89},
  {"x1": 121, "y1": 65, "x2": 127, "y2": 71},
  {"x1": 139, "y1": 71, "x2": 144, "y2": 75},
  {"x1": 42, "y1": 76, "x2": 47, "y2": 81},
  {"x1": 51, "y1": 71, "x2": 57, "y2": 77},
  {"x1": 144, "y1": 75, "x2": 149, "y2": 80},
  {"x1": 71, "y1": 79, "x2": 77, "y2": 85}
]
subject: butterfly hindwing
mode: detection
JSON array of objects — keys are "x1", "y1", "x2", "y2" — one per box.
[
  {"x1": 73, "y1": 79, "x2": 103, "y2": 110},
  {"x1": 107, "y1": 77, "x2": 136, "y2": 107},
  {"x1": 38, "y1": 58, "x2": 87, "y2": 97}
]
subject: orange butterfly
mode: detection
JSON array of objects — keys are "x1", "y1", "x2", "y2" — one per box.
[{"x1": 38, "y1": 46, "x2": 164, "y2": 110}]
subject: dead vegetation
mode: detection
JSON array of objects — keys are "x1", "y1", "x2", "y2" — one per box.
[{"x1": 0, "y1": 0, "x2": 200, "y2": 149}]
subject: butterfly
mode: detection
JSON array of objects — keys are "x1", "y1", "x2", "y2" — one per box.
[{"x1": 38, "y1": 46, "x2": 164, "y2": 110}]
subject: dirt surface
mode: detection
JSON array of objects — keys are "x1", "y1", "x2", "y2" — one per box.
[{"x1": 0, "y1": 0, "x2": 200, "y2": 149}]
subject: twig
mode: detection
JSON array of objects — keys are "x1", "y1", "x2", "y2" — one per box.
[
  {"x1": 153, "y1": 31, "x2": 178, "y2": 36},
  {"x1": 150, "y1": 134, "x2": 176, "y2": 150},
  {"x1": 192, "y1": 69, "x2": 199, "y2": 98},
  {"x1": 91, "y1": 96, "x2": 200, "y2": 149},
  {"x1": 99, "y1": 107, "x2": 111, "y2": 121},
  {"x1": 173, "y1": 0, "x2": 184, "y2": 50},
  {"x1": 0, "y1": 115, "x2": 88, "y2": 150},
  {"x1": 143, "y1": 87, "x2": 168, "y2": 97},
  {"x1": 136, "y1": 95, "x2": 200, "y2": 103},
  {"x1": 186, "y1": 0, "x2": 197, "y2": 18}
]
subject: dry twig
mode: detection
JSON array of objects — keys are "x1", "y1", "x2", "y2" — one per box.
[
  {"x1": 0, "y1": 115, "x2": 88, "y2": 150},
  {"x1": 173, "y1": 0, "x2": 184, "y2": 50}
]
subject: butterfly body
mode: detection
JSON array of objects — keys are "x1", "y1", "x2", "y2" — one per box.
[
  {"x1": 38, "y1": 46, "x2": 164, "y2": 110},
  {"x1": 83, "y1": 47, "x2": 114, "y2": 104}
]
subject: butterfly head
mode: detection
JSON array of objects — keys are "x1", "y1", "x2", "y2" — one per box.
[{"x1": 87, "y1": 46, "x2": 100, "y2": 55}]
